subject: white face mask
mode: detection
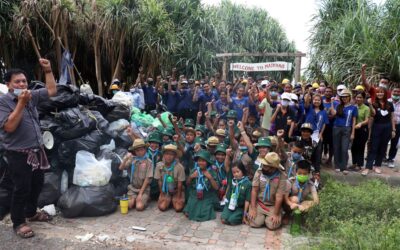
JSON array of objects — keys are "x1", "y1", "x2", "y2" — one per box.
[
  {"x1": 379, "y1": 83, "x2": 387, "y2": 89},
  {"x1": 13, "y1": 88, "x2": 26, "y2": 97},
  {"x1": 281, "y1": 100, "x2": 289, "y2": 107}
]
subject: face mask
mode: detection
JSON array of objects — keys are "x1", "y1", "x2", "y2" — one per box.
[
  {"x1": 291, "y1": 152, "x2": 302, "y2": 162},
  {"x1": 13, "y1": 88, "x2": 26, "y2": 97},
  {"x1": 281, "y1": 100, "x2": 289, "y2": 107},
  {"x1": 319, "y1": 87, "x2": 326, "y2": 93},
  {"x1": 289, "y1": 101, "x2": 295, "y2": 106},
  {"x1": 270, "y1": 91, "x2": 278, "y2": 97},
  {"x1": 296, "y1": 174, "x2": 309, "y2": 183},
  {"x1": 239, "y1": 146, "x2": 248, "y2": 152},
  {"x1": 379, "y1": 83, "x2": 387, "y2": 89},
  {"x1": 112, "y1": 90, "x2": 118, "y2": 95},
  {"x1": 392, "y1": 95, "x2": 400, "y2": 101}
]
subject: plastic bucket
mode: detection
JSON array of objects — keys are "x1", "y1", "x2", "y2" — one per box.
[{"x1": 120, "y1": 198, "x2": 129, "y2": 214}]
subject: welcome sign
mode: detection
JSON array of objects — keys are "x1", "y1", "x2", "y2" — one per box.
[{"x1": 230, "y1": 62, "x2": 292, "y2": 72}]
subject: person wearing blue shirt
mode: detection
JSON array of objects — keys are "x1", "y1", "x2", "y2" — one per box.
[
  {"x1": 193, "y1": 82, "x2": 217, "y2": 113},
  {"x1": 322, "y1": 87, "x2": 339, "y2": 165},
  {"x1": 304, "y1": 94, "x2": 329, "y2": 173},
  {"x1": 214, "y1": 90, "x2": 231, "y2": 119},
  {"x1": 162, "y1": 81, "x2": 181, "y2": 115},
  {"x1": 228, "y1": 86, "x2": 250, "y2": 121},
  {"x1": 177, "y1": 82, "x2": 198, "y2": 121},
  {"x1": 142, "y1": 78, "x2": 158, "y2": 113},
  {"x1": 331, "y1": 89, "x2": 358, "y2": 174}
]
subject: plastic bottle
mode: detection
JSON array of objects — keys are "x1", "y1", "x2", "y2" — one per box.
[
  {"x1": 167, "y1": 175, "x2": 175, "y2": 194},
  {"x1": 228, "y1": 193, "x2": 237, "y2": 210},
  {"x1": 196, "y1": 183, "x2": 204, "y2": 200},
  {"x1": 290, "y1": 209, "x2": 302, "y2": 235},
  {"x1": 61, "y1": 170, "x2": 68, "y2": 194}
]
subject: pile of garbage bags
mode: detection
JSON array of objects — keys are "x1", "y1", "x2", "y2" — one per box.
[{"x1": 0, "y1": 83, "x2": 165, "y2": 219}]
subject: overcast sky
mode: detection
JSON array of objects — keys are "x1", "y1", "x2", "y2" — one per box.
[{"x1": 202, "y1": 0, "x2": 386, "y2": 70}]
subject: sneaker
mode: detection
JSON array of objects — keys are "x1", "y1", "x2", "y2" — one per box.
[
  {"x1": 388, "y1": 162, "x2": 395, "y2": 168},
  {"x1": 361, "y1": 169, "x2": 369, "y2": 176},
  {"x1": 335, "y1": 169, "x2": 341, "y2": 173},
  {"x1": 342, "y1": 170, "x2": 349, "y2": 175},
  {"x1": 374, "y1": 167, "x2": 382, "y2": 174}
]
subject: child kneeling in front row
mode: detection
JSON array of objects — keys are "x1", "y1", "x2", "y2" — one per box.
[
  {"x1": 184, "y1": 150, "x2": 219, "y2": 222},
  {"x1": 119, "y1": 139, "x2": 153, "y2": 211},
  {"x1": 221, "y1": 161, "x2": 252, "y2": 225},
  {"x1": 284, "y1": 160, "x2": 319, "y2": 213},
  {"x1": 154, "y1": 144, "x2": 186, "y2": 212}
]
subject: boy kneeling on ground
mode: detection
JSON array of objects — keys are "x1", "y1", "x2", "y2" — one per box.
[
  {"x1": 119, "y1": 139, "x2": 153, "y2": 211},
  {"x1": 248, "y1": 152, "x2": 288, "y2": 230},
  {"x1": 154, "y1": 144, "x2": 186, "y2": 212},
  {"x1": 284, "y1": 160, "x2": 319, "y2": 212}
]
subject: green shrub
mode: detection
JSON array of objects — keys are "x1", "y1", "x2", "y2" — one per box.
[{"x1": 304, "y1": 179, "x2": 400, "y2": 249}]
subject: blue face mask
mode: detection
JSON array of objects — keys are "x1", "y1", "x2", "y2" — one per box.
[
  {"x1": 112, "y1": 90, "x2": 118, "y2": 95},
  {"x1": 292, "y1": 152, "x2": 302, "y2": 162},
  {"x1": 270, "y1": 91, "x2": 278, "y2": 97},
  {"x1": 13, "y1": 88, "x2": 26, "y2": 97}
]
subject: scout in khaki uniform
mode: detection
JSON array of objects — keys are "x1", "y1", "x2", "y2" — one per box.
[
  {"x1": 221, "y1": 161, "x2": 252, "y2": 225},
  {"x1": 253, "y1": 137, "x2": 272, "y2": 172},
  {"x1": 183, "y1": 150, "x2": 219, "y2": 222},
  {"x1": 146, "y1": 132, "x2": 163, "y2": 200},
  {"x1": 285, "y1": 160, "x2": 319, "y2": 212},
  {"x1": 248, "y1": 152, "x2": 288, "y2": 230},
  {"x1": 154, "y1": 144, "x2": 186, "y2": 212},
  {"x1": 119, "y1": 139, "x2": 153, "y2": 211}
]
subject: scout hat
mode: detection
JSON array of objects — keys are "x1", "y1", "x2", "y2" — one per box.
[
  {"x1": 161, "y1": 128, "x2": 173, "y2": 137},
  {"x1": 282, "y1": 79, "x2": 290, "y2": 84},
  {"x1": 195, "y1": 124, "x2": 206, "y2": 134},
  {"x1": 184, "y1": 118, "x2": 195, "y2": 128},
  {"x1": 353, "y1": 85, "x2": 365, "y2": 92},
  {"x1": 226, "y1": 110, "x2": 238, "y2": 119},
  {"x1": 194, "y1": 150, "x2": 213, "y2": 165},
  {"x1": 147, "y1": 132, "x2": 162, "y2": 144},
  {"x1": 129, "y1": 139, "x2": 147, "y2": 151},
  {"x1": 339, "y1": 89, "x2": 352, "y2": 97},
  {"x1": 207, "y1": 136, "x2": 219, "y2": 147},
  {"x1": 162, "y1": 144, "x2": 178, "y2": 154},
  {"x1": 259, "y1": 152, "x2": 284, "y2": 170},
  {"x1": 210, "y1": 111, "x2": 217, "y2": 117},
  {"x1": 216, "y1": 129, "x2": 226, "y2": 137},
  {"x1": 215, "y1": 143, "x2": 227, "y2": 154},
  {"x1": 194, "y1": 137, "x2": 206, "y2": 148},
  {"x1": 300, "y1": 123, "x2": 313, "y2": 133},
  {"x1": 312, "y1": 82, "x2": 320, "y2": 89},
  {"x1": 255, "y1": 137, "x2": 271, "y2": 149}
]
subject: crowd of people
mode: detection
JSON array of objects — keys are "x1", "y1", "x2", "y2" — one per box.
[{"x1": 1, "y1": 60, "x2": 399, "y2": 238}]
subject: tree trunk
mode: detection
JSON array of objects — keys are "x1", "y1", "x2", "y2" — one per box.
[
  {"x1": 94, "y1": 34, "x2": 103, "y2": 96},
  {"x1": 112, "y1": 31, "x2": 126, "y2": 82}
]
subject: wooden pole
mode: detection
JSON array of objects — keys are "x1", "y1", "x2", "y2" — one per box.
[
  {"x1": 294, "y1": 54, "x2": 301, "y2": 83},
  {"x1": 222, "y1": 57, "x2": 228, "y2": 81},
  {"x1": 26, "y1": 26, "x2": 42, "y2": 60}
]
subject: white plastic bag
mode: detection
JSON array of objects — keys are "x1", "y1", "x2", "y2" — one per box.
[
  {"x1": 112, "y1": 91, "x2": 133, "y2": 107},
  {"x1": 100, "y1": 139, "x2": 116, "y2": 151},
  {"x1": 73, "y1": 151, "x2": 112, "y2": 187},
  {"x1": 106, "y1": 119, "x2": 130, "y2": 138}
]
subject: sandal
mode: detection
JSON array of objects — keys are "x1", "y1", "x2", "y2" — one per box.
[
  {"x1": 27, "y1": 211, "x2": 52, "y2": 222},
  {"x1": 14, "y1": 223, "x2": 35, "y2": 238}
]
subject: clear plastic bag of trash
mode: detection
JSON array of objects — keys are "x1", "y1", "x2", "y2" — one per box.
[{"x1": 73, "y1": 151, "x2": 112, "y2": 187}]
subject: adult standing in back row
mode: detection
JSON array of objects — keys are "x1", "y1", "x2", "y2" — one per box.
[{"x1": 0, "y1": 59, "x2": 57, "y2": 238}]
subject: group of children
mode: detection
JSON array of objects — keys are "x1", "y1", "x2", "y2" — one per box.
[{"x1": 118, "y1": 113, "x2": 319, "y2": 230}]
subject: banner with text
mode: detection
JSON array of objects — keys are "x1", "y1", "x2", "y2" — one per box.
[{"x1": 230, "y1": 62, "x2": 292, "y2": 72}]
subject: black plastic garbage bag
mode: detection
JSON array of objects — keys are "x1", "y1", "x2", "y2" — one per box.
[
  {"x1": 54, "y1": 107, "x2": 96, "y2": 140},
  {"x1": 37, "y1": 84, "x2": 80, "y2": 114},
  {"x1": 37, "y1": 171, "x2": 62, "y2": 208},
  {"x1": 79, "y1": 94, "x2": 115, "y2": 116},
  {"x1": 57, "y1": 184, "x2": 117, "y2": 218},
  {"x1": 88, "y1": 110, "x2": 109, "y2": 133},
  {"x1": 58, "y1": 130, "x2": 111, "y2": 169},
  {"x1": 0, "y1": 167, "x2": 13, "y2": 220},
  {"x1": 115, "y1": 131, "x2": 133, "y2": 148},
  {"x1": 105, "y1": 102, "x2": 130, "y2": 122},
  {"x1": 112, "y1": 177, "x2": 130, "y2": 197},
  {"x1": 96, "y1": 147, "x2": 127, "y2": 183}
]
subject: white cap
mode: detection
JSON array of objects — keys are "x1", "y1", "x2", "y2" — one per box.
[
  {"x1": 290, "y1": 93, "x2": 298, "y2": 102},
  {"x1": 337, "y1": 84, "x2": 346, "y2": 91},
  {"x1": 281, "y1": 92, "x2": 291, "y2": 101},
  {"x1": 261, "y1": 80, "x2": 270, "y2": 87}
]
